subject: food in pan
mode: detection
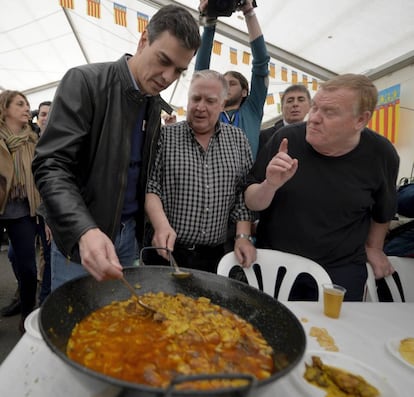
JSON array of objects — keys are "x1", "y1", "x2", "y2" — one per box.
[
  {"x1": 304, "y1": 355, "x2": 379, "y2": 397},
  {"x1": 399, "y1": 337, "x2": 414, "y2": 365},
  {"x1": 67, "y1": 292, "x2": 275, "y2": 390}
]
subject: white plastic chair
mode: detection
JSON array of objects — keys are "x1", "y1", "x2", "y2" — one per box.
[
  {"x1": 365, "y1": 257, "x2": 414, "y2": 302},
  {"x1": 217, "y1": 249, "x2": 332, "y2": 301},
  {"x1": 364, "y1": 263, "x2": 380, "y2": 302}
]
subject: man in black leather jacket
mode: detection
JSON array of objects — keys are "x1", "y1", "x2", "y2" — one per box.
[{"x1": 32, "y1": 5, "x2": 200, "y2": 287}]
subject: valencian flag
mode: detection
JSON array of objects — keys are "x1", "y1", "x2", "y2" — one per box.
[
  {"x1": 281, "y1": 66, "x2": 288, "y2": 82},
  {"x1": 312, "y1": 78, "x2": 318, "y2": 91},
  {"x1": 292, "y1": 70, "x2": 298, "y2": 84},
  {"x1": 266, "y1": 93, "x2": 275, "y2": 105},
  {"x1": 60, "y1": 0, "x2": 74, "y2": 9},
  {"x1": 87, "y1": 0, "x2": 100, "y2": 18},
  {"x1": 137, "y1": 12, "x2": 149, "y2": 33},
  {"x1": 368, "y1": 84, "x2": 400, "y2": 143},
  {"x1": 114, "y1": 3, "x2": 127, "y2": 26},
  {"x1": 302, "y1": 74, "x2": 308, "y2": 87},
  {"x1": 230, "y1": 47, "x2": 238, "y2": 65},
  {"x1": 212, "y1": 40, "x2": 222, "y2": 55},
  {"x1": 269, "y1": 62, "x2": 275, "y2": 78},
  {"x1": 242, "y1": 51, "x2": 250, "y2": 65}
]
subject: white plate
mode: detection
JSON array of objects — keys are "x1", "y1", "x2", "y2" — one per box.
[
  {"x1": 386, "y1": 337, "x2": 414, "y2": 370},
  {"x1": 291, "y1": 350, "x2": 398, "y2": 397},
  {"x1": 23, "y1": 307, "x2": 42, "y2": 340}
]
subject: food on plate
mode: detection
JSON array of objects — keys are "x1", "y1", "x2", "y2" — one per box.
[
  {"x1": 304, "y1": 355, "x2": 379, "y2": 397},
  {"x1": 310, "y1": 326, "x2": 339, "y2": 352},
  {"x1": 399, "y1": 337, "x2": 414, "y2": 365},
  {"x1": 67, "y1": 292, "x2": 275, "y2": 390}
]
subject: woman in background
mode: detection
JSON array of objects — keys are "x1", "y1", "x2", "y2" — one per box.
[{"x1": 0, "y1": 90, "x2": 40, "y2": 333}]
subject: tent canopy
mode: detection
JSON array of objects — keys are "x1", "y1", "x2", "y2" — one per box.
[{"x1": 1, "y1": 0, "x2": 413, "y2": 123}]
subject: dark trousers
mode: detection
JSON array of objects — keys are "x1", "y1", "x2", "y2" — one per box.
[
  {"x1": 1, "y1": 216, "x2": 38, "y2": 317},
  {"x1": 142, "y1": 244, "x2": 225, "y2": 274},
  {"x1": 37, "y1": 216, "x2": 51, "y2": 305},
  {"x1": 288, "y1": 263, "x2": 367, "y2": 301}
]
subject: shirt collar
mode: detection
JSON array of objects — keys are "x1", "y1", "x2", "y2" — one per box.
[{"x1": 125, "y1": 54, "x2": 151, "y2": 97}]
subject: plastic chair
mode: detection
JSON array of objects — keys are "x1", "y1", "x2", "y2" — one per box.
[
  {"x1": 217, "y1": 249, "x2": 332, "y2": 301},
  {"x1": 364, "y1": 263, "x2": 380, "y2": 302},
  {"x1": 365, "y1": 257, "x2": 414, "y2": 302}
]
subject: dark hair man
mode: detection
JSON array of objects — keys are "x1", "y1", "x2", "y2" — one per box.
[
  {"x1": 32, "y1": 5, "x2": 201, "y2": 288},
  {"x1": 259, "y1": 84, "x2": 311, "y2": 152}
]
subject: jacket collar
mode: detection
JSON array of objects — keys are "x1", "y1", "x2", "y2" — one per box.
[{"x1": 116, "y1": 54, "x2": 173, "y2": 114}]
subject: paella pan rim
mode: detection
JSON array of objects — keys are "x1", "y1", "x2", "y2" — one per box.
[{"x1": 39, "y1": 265, "x2": 306, "y2": 395}]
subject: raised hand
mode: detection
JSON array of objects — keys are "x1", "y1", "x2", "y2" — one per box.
[{"x1": 265, "y1": 138, "x2": 298, "y2": 189}]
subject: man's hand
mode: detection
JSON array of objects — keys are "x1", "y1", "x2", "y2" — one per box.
[
  {"x1": 234, "y1": 238, "x2": 256, "y2": 268},
  {"x1": 151, "y1": 225, "x2": 177, "y2": 260},
  {"x1": 366, "y1": 247, "x2": 395, "y2": 279},
  {"x1": 162, "y1": 113, "x2": 177, "y2": 125},
  {"x1": 199, "y1": 0, "x2": 208, "y2": 13},
  {"x1": 238, "y1": 0, "x2": 254, "y2": 13},
  {"x1": 265, "y1": 138, "x2": 298, "y2": 189},
  {"x1": 79, "y1": 228, "x2": 123, "y2": 281}
]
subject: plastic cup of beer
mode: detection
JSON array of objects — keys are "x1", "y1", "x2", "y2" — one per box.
[{"x1": 322, "y1": 284, "x2": 347, "y2": 318}]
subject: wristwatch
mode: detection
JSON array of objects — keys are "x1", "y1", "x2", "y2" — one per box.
[{"x1": 235, "y1": 233, "x2": 253, "y2": 242}]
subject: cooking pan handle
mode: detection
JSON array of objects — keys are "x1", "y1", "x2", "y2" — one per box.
[
  {"x1": 139, "y1": 246, "x2": 168, "y2": 266},
  {"x1": 164, "y1": 373, "x2": 257, "y2": 397}
]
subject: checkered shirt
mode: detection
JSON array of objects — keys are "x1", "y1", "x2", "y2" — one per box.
[{"x1": 146, "y1": 121, "x2": 254, "y2": 246}]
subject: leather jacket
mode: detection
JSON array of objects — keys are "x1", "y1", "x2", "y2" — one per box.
[{"x1": 32, "y1": 55, "x2": 172, "y2": 262}]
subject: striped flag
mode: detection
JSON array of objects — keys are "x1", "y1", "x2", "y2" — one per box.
[
  {"x1": 230, "y1": 47, "x2": 238, "y2": 65},
  {"x1": 368, "y1": 84, "x2": 400, "y2": 143},
  {"x1": 281, "y1": 67, "x2": 288, "y2": 82},
  {"x1": 242, "y1": 51, "x2": 250, "y2": 65},
  {"x1": 177, "y1": 107, "x2": 186, "y2": 116},
  {"x1": 292, "y1": 70, "x2": 298, "y2": 84},
  {"x1": 302, "y1": 74, "x2": 308, "y2": 87},
  {"x1": 266, "y1": 93, "x2": 275, "y2": 105},
  {"x1": 114, "y1": 3, "x2": 127, "y2": 27},
  {"x1": 87, "y1": 0, "x2": 100, "y2": 18},
  {"x1": 59, "y1": 0, "x2": 74, "y2": 9},
  {"x1": 312, "y1": 78, "x2": 318, "y2": 91},
  {"x1": 212, "y1": 40, "x2": 222, "y2": 55},
  {"x1": 137, "y1": 11, "x2": 149, "y2": 33},
  {"x1": 269, "y1": 62, "x2": 275, "y2": 78}
]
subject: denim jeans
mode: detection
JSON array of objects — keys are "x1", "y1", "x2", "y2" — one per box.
[
  {"x1": 384, "y1": 228, "x2": 414, "y2": 257},
  {"x1": 51, "y1": 218, "x2": 137, "y2": 290}
]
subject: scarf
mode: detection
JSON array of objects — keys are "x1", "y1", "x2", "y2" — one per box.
[{"x1": 0, "y1": 124, "x2": 41, "y2": 216}]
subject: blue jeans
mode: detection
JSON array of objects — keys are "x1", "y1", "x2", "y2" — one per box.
[
  {"x1": 51, "y1": 218, "x2": 137, "y2": 290},
  {"x1": 384, "y1": 228, "x2": 414, "y2": 257}
]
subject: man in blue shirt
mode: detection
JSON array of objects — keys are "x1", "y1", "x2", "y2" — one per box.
[{"x1": 195, "y1": 0, "x2": 269, "y2": 159}]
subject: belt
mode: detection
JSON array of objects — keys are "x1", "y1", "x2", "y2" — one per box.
[{"x1": 175, "y1": 243, "x2": 224, "y2": 253}]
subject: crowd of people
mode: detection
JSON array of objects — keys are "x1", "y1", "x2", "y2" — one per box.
[{"x1": 0, "y1": 2, "x2": 409, "y2": 334}]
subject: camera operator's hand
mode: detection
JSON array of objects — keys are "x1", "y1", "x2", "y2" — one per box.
[
  {"x1": 199, "y1": 0, "x2": 217, "y2": 26},
  {"x1": 198, "y1": 0, "x2": 208, "y2": 14},
  {"x1": 238, "y1": 0, "x2": 254, "y2": 13}
]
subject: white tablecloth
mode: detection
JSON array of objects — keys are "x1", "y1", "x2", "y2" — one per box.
[
  {"x1": 0, "y1": 302, "x2": 413, "y2": 396},
  {"x1": 272, "y1": 301, "x2": 414, "y2": 396}
]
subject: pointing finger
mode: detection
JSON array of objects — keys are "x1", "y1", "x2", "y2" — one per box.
[{"x1": 278, "y1": 138, "x2": 288, "y2": 154}]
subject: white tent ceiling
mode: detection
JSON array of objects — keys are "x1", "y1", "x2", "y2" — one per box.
[{"x1": 1, "y1": 0, "x2": 414, "y2": 124}]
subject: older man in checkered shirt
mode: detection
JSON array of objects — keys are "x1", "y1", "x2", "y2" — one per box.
[{"x1": 144, "y1": 70, "x2": 256, "y2": 273}]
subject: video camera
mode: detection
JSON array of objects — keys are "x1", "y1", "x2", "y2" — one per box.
[{"x1": 205, "y1": 0, "x2": 257, "y2": 18}]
